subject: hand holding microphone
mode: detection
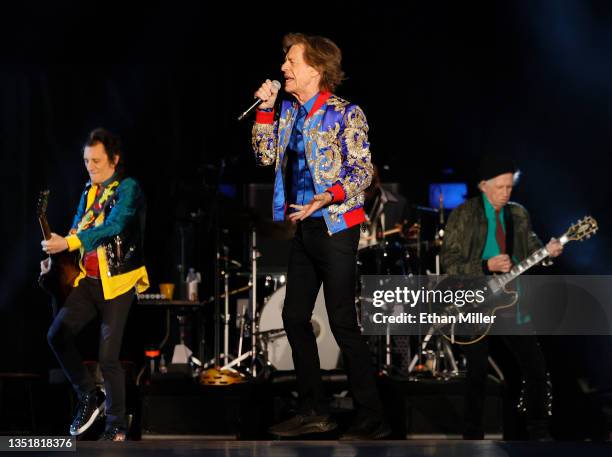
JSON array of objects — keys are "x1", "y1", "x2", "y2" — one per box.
[
  {"x1": 237, "y1": 79, "x2": 281, "y2": 121},
  {"x1": 254, "y1": 79, "x2": 281, "y2": 110}
]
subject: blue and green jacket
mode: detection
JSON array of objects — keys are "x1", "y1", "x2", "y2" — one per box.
[{"x1": 65, "y1": 175, "x2": 149, "y2": 299}]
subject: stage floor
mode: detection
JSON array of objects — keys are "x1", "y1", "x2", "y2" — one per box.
[{"x1": 17, "y1": 440, "x2": 612, "y2": 457}]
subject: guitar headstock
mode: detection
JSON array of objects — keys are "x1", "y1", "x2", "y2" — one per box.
[
  {"x1": 564, "y1": 216, "x2": 598, "y2": 242},
  {"x1": 36, "y1": 190, "x2": 50, "y2": 217}
]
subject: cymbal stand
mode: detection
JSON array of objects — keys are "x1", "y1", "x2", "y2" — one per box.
[
  {"x1": 236, "y1": 299, "x2": 246, "y2": 367},
  {"x1": 220, "y1": 226, "x2": 267, "y2": 377},
  {"x1": 250, "y1": 227, "x2": 258, "y2": 377},
  {"x1": 221, "y1": 245, "x2": 234, "y2": 365},
  {"x1": 199, "y1": 159, "x2": 225, "y2": 380},
  {"x1": 407, "y1": 322, "x2": 458, "y2": 376},
  {"x1": 408, "y1": 200, "x2": 459, "y2": 377}
]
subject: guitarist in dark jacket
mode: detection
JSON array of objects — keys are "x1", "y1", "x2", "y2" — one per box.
[
  {"x1": 40, "y1": 128, "x2": 149, "y2": 441},
  {"x1": 441, "y1": 156, "x2": 563, "y2": 440}
]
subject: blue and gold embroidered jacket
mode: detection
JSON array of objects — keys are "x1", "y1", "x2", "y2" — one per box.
[{"x1": 252, "y1": 92, "x2": 373, "y2": 234}]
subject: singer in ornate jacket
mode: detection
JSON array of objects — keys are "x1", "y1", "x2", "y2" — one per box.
[
  {"x1": 252, "y1": 50, "x2": 371, "y2": 234},
  {"x1": 251, "y1": 33, "x2": 389, "y2": 440}
]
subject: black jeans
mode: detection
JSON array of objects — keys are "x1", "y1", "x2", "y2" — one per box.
[
  {"x1": 282, "y1": 218, "x2": 383, "y2": 419},
  {"x1": 47, "y1": 277, "x2": 133, "y2": 429},
  {"x1": 463, "y1": 335, "x2": 548, "y2": 439}
]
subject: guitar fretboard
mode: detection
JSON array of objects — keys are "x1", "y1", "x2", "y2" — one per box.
[
  {"x1": 488, "y1": 234, "x2": 569, "y2": 292},
  {"x1": 39, "y1": 215, "x2": 52, "y2": 241}
]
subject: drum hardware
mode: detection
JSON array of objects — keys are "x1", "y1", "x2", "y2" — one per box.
[
  {"x1": 222, "y1": 247, "x2": 232, "y2": 366},
  {"x1": 236, "y1": 298, "x2": 248, "y2": 369},
  {"x1": 382, "y1": 325, "x2": 392, "y2": 375},
  {"x1": 219, "y1": 256, "x2": 242, "y2": 269},
  {"x1": 217, "y1": 227, "x2": 266, "y2": 377},
  {"x1": 198, "y1": 192, "x2": 462, "y2": 382},
  {"x1": 407, "y1": 323, "x2": 459, "y2": 378},
  {"x1": 200, "y1": 159, "x2": 249, "y2": 385},
  {"x1": 217, "y1": 249, "x2": 254, "y2": 368},
  {"x1": 358, "y1": 218, "x2": 414, "y2": 375},
  {"x1": 223, "y1": 327, "x2": 288, "y2": 373},
  {"x1": 201, "y1": 285, "x2": 252, "y2": 305},
  {"x1": 360, "y1": 222, "x2": 421, "y2": 243},
  {"x1": 199, "y1": 281, "x2": 254, "y2": 373},
  {"x1": 358, "y1": 201, "x2": 460, "y2": 379},
  {"x1": 199, "y1": 366, "x2": 246, "y2": 386},
  {"x1": 256, "y1": 328, "x2": 287, "y2": 341},
  {"x1": 206, "y1": 232, "x2": 292, "y2": 377},
  {"x1": 406, "y1": 200, "x2": 460, "y2": 379},
  {"x1": 170, "y1": 174, "x2": 293, "y2": 384},
  {"x1": 250, "y1": 227, "x2": 259, "y2": 377},
  {"x1": 203, "y1": 226, "x2": 286, "y2": 381},
  {"x1": 219, "y1": 284, "x2": 341, "y2": 375},
  {"x1": 201, "y1": 246, "x2": 245, "y2": 380},
  {"x1": 260, "y1": 273, "x2": 287, "y2": 300}
]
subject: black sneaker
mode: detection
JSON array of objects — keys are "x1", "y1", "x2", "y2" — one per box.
[
  {"x1": 98, "y1": 426, "x2": 127, "y2": 442},
  {"x1": 69, "y1": 388, "x2": 105, "y2": 436},
  {"x1": 269, "y1": 413, "x2": 338, "y2": 437},
  {"x1": 339, "y1": 418, "x2": 392, "y2": 440}
]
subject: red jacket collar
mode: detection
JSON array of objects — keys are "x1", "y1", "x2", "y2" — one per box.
[{"x1": 306, "y1": 91, "x2": 332, "y2": 119}]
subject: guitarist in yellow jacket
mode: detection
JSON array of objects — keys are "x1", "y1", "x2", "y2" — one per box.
[{"x1": 41, "y1": 128, "x2": 149, "y2": 441}]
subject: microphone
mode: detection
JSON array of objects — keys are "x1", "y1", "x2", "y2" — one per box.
[{"x1": 237, "y1": 80, "x2": 281, "y2": 121}]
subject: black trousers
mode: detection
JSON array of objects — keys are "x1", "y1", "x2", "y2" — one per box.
[
  {"x1": 463, "y1": 335, "x2": 548, "y2": 439},
  {"x1": 282, "y1": 218, "x2": 383, "y2": 419},
  {"x1": 47, "y1": 277, "x2": 133, "y2": 429}
]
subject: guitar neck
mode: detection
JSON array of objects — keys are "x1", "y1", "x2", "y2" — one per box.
[
  {"x1": 494, "y1": 234, "x2": 569, "y2": 288},
  {"x1": 39, "y1": 215, "x2": 52, "y2": 241}
]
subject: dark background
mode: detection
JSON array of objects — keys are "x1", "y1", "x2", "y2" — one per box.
[{"x1": 1, "y1": 1, "x2": 611, "y2": 438}]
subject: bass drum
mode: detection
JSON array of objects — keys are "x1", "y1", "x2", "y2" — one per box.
[{"x1": 258, "y1": 285, "x2": 341, "y2": 371}]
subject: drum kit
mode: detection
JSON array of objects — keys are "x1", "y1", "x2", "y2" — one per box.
[
  {"x1": 198, "y1": 203, "x2": 461, "y2": 385},
  {"x1": 164, "y1": 165, "x2": 459, "y2": 384},
  {"x1": 199, "y1": 224, "x2": 342, "y2": 385}
]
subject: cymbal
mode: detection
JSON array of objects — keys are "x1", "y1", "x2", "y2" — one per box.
[
  {"x1": 199, "y1": 367, "x2": 245, "y2": 386},
  {"x1": 219, "y1": 256, "x2": 242, "y2": 269}
]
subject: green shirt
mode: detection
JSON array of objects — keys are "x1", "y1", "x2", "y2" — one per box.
[
  {"x1": 480, "y1": 194, "x2": 530, "y2": 324},
  {"x1": 481, "y1": 193, "x2": 506, "y2": 260}
]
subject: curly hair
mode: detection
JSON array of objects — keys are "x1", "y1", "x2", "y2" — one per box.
[{"x1": 282, "y1": 33, "x2": 345, "y2": 92}]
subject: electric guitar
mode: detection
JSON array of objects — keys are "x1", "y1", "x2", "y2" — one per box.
[
  {"x1": 437, "y1": 216, "x2": 598, "y2": 345},
  {"x1": 37, "y1": 190, "x2": 80, "y2": 311}
]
